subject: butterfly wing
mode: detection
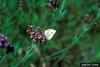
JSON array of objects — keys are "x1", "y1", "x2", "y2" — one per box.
[{"x1": 44, "y1": 29, "x2": 56, "y2": 40}]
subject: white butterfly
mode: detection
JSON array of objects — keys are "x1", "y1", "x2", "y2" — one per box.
[{"x1": 44, "y1": 29, "x2": 56, "y2": 40}]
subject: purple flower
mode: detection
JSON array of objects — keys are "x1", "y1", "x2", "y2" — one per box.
[
  {"x1": 6, "y1": 44, "x2": 14, "y2": 53},
  {"x1": 46, "y1": 0, "x2": 59, "y2": 9},
  {"x1": 0, "y1": 34, "x2": 7, "y2": 48},
  {"x1": 35, "y1": 27, "x2": 46, "y2": 44},
  {"x1": 0, "y1": 41, "x2": 5, "y2": 48},
  {"x1": 26, "y1": 25, "x2": 46, "y2": 44},
  {"x1": 30, "y1": 32, "x2": 37, "y2": 41},
  {"x1": 26, "y1": 25, "x2": 34, "y2": 35},
  {"x1": 0, "y1": 34, "x2": 7, "y2": 42},
  {"x1": 0, "y1": 34, "x2": 14, "y2": 54},
  {"x1": 30, "y1": 27, "x2": 46, "y2": 44}
]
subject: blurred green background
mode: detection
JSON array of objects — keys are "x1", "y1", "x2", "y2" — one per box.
[{"x1": 0, "y1": 0, "x2": 100, "y2": 67}]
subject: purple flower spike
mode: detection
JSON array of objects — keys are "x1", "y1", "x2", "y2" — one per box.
[
  {"x1": 6, "y1": 44, "x2": 14, "y2": 53},
  {"x1": 26, "y1": 25, "x2": 34, "y2": 35},
  {"x1": 26, "y1": 25, "x2": 46, "y2": 44},
  {"x1": 0, "y1": 42, "x2": 5, "y2": 48},
  {"x1": 0, "y1": 34, "x2": 7, "y2": 48},
  {"x1": 0, "y1": 34, "x2": 7, "y2": 42},
  {"x1": 35, "y1": 27, "x2": 46, "y2": 44}
]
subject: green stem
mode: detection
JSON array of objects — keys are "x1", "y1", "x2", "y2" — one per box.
[
  {"x1": 14, "y1": 44, "x2": 33, "y2": 67},
  {"x1": 57, "y1": 0, "x2": 66, "y2": 19}
]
